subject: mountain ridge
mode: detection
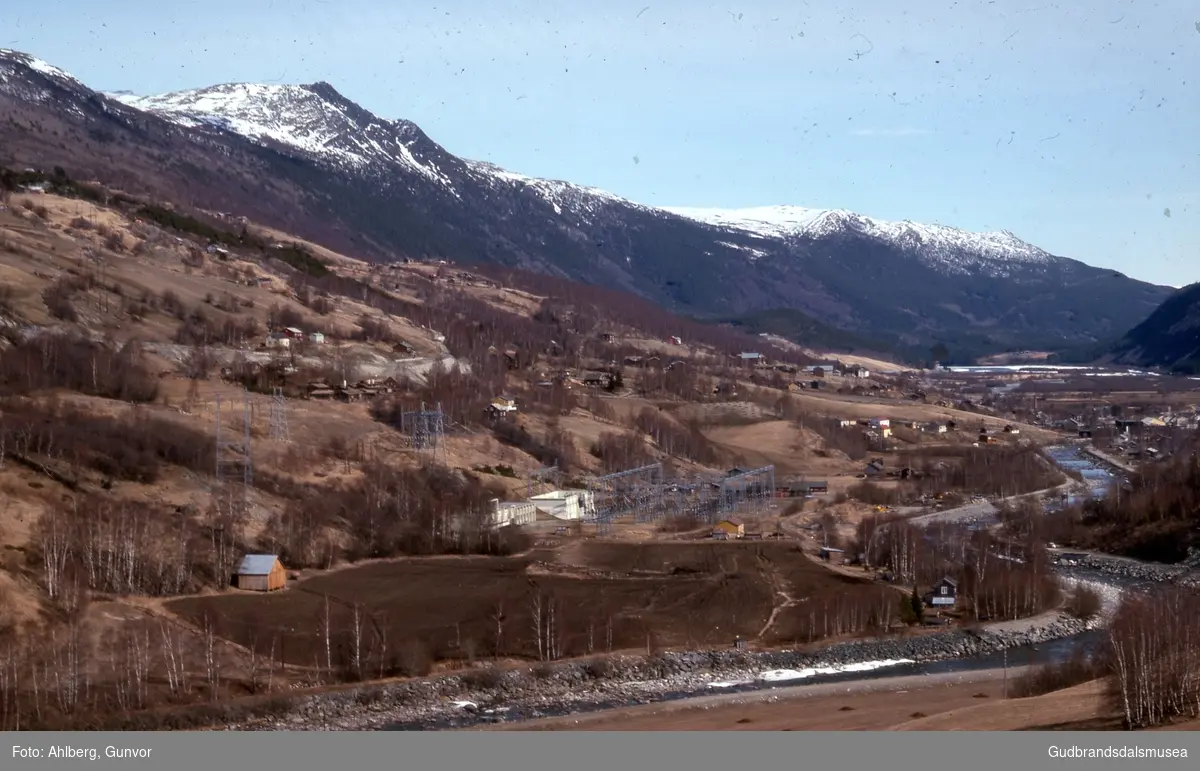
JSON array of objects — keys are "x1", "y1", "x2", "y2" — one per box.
[
  {"x1": 0, "y1": 48, "x2": 1174, "y2": 356},
  {"x1": 112, "y1": 78, "x2": 1070, "y2": 275},
  {"x1": 1106, "y1": 282, "x2": 1200, "y2": 374}
]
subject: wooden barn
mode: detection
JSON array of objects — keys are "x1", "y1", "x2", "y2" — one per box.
[{"x1": 235, "y1": 554, "x2": 287, "y2": 592}]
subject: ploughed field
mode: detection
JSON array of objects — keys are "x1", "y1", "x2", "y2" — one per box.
[{"x1": 166, "y1": 542, "x2": 894, "y2": 672}]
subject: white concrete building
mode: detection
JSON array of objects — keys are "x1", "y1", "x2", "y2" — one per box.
[
  {"x1": 489, "y1": 499, "x2": 536, "y2": 528},
  {"x1": 529, "y1": 489, "x2": 596, "y2": 521}
]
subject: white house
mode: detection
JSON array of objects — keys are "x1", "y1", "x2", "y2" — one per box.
[
  {"x1": 529, "y1": 489, "x2": 596, "y2": 521},
  {"x1": 264, "y1": 333, "x2": 291, "y2": 350},
  {"x1": 308, "y1": 331, "x2": 325, "y2": 344}
]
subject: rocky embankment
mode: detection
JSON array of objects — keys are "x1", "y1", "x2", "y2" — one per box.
[
  {"x1": 1059, "y1": 552, "x2": 1200, "y2": 588},
  {"x1": 230, "y1": 612, "x2": 1098, "y2": 731}
]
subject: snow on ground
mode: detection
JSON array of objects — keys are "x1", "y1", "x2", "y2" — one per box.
[{"x1": 708, "y1": 658, "x2": 916, "y2": 688}]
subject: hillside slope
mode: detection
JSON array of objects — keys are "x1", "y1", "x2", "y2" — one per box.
[
  {"x1": 0, "y1": 49, "x2": 1172, "y2": 354},
  {"x1": 1107, "y1": 282, "x2": 1200, "y2": 374}
]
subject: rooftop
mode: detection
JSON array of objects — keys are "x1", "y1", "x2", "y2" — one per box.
[{"x1": 236, "y1": 554, "x2": 280, "y2": 576}]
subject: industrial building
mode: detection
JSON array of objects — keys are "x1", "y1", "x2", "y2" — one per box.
[
  {"x1": 529, "y1": 489, "x2": 596, "y2": 520},
  {"x1": 489, "y1": 498, "x2": 537, "y2": 528}
]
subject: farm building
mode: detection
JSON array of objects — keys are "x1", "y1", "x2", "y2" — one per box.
[
  {"x1": 713, "y1": 517, "x2": 745, "y2": 538},
  {"x1": 234, "y1": 554, "x2": 287, "y2": 592},
  {"x1": 529, "y1": 489, "x2": 596, "y2": 520},
  {"x1": 487, "y1": 395, "x2": 519, "y2": 419},
  {"x1": 308, "y1": 331, "x2": 325, "y2": 344}
]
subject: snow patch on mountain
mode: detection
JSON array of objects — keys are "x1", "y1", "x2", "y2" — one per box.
[
  {"x1": 664, "y1": 204, "x2": 1057, "y2": 275},
  {"x1": 0, "y1": 49, "x2": 79, "y2": 84},
  {"x1": 466, "y1": 160, "x2": 652, "y2": 220},
  {"x1": 107, "y1": 83, "x2": 458, "y2": 192},
  {"x1": 715, "y1": 240, "x2": 769, "y2": 261},
  {"x1": 664, "y1": 205, "x2": 833, "y2": 238}
]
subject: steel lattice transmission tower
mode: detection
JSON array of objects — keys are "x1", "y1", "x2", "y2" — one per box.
[
  {"x1": 214, "y1": 390, "x2": 254, "y2": 512},
  {"x1": 401, "y1": 401, "x2": 446, "y2": 461},
  {"x1": 268, "y1": 386, "x2": 290, "y2": 442}
]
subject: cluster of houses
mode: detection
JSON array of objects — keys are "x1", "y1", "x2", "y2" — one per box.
[
  {"x1": 529, "y1": 368, "x2": 621, "y2": 391},
  {"x1": 305, "y1": 377, "x2": 401, "y2": 401},
  {"x1": 264, "y1": 326, "x2": 325, "y2": 349},
  {"x1": 732, "y1": 353, "x2": 870, "y2": 380},
  {"x1": 1052, "y1": 412, "x2": 1199, "y2": 437},
  {"x1": 835, "y1": 416, "x2": 929, "y2": 440}
]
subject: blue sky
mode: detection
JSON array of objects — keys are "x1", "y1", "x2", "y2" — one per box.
[{"x1": 3, "y1": 0, "x2": 1197, "y2": 286}]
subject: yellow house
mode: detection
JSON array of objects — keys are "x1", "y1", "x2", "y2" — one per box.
[{"x1": 713, "y1": 517, "x2": 745, "y2": 538}]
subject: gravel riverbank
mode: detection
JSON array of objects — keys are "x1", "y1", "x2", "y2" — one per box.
[
  {"x1": 228, "y1": 607, "x2": 1102, "y2": 731},
  {"x1": 1060, "y1": 553, "x2": 1200, "y2": 589}
]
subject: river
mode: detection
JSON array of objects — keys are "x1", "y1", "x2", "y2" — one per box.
[
  {"x1": 1042, "y1": 443, "x2": 1117, "y2": 505},
  {"x1": 379, "y1": 629, "x2": 1110, "y2": 730}
]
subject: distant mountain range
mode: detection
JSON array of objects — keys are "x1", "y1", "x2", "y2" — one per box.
[{"x1": 0, "y1": 49, "x2": 1174, "y2": 356}]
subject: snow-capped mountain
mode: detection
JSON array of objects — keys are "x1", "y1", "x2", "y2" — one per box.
[
  {"x1": 110, "y1": 83, "x2": 459, "y2": 189},
  {"x1": 663, "y1": 205, "x2": 1056, "y2": 277},
  {"x1": 107, "y1": 81, "x2": 658, "y2": 221},
  {"x1": 108, "y1": 79, "x2": 1059, "y2": 278},
  {"x1": 0, "y1": 49, "x2": 1174, "y2": 351},
  {"x1": 0, "y1": 49, "x2": 79, "y2": 84}
]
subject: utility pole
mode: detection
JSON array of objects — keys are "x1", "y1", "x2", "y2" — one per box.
[{"x1": 1003, "y1": 647, "x2": 1008, "y2": 699}]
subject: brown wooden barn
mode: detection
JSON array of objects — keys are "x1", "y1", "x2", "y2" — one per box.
[{"x1": 234, "y1": 554, "x2": 287, "y2": 592}]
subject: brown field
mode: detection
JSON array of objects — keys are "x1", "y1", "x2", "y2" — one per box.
[
  {"x1": 166, "y1": 541, "x2": 896, "y2": 670},
  {"x1": 702, "y1": 420, "x2": 856, "y2": 476}
]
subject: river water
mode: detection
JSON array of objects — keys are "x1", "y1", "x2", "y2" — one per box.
[{"x1": 1042, "y1": 443, "x2": 1116, "y2": 505}]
